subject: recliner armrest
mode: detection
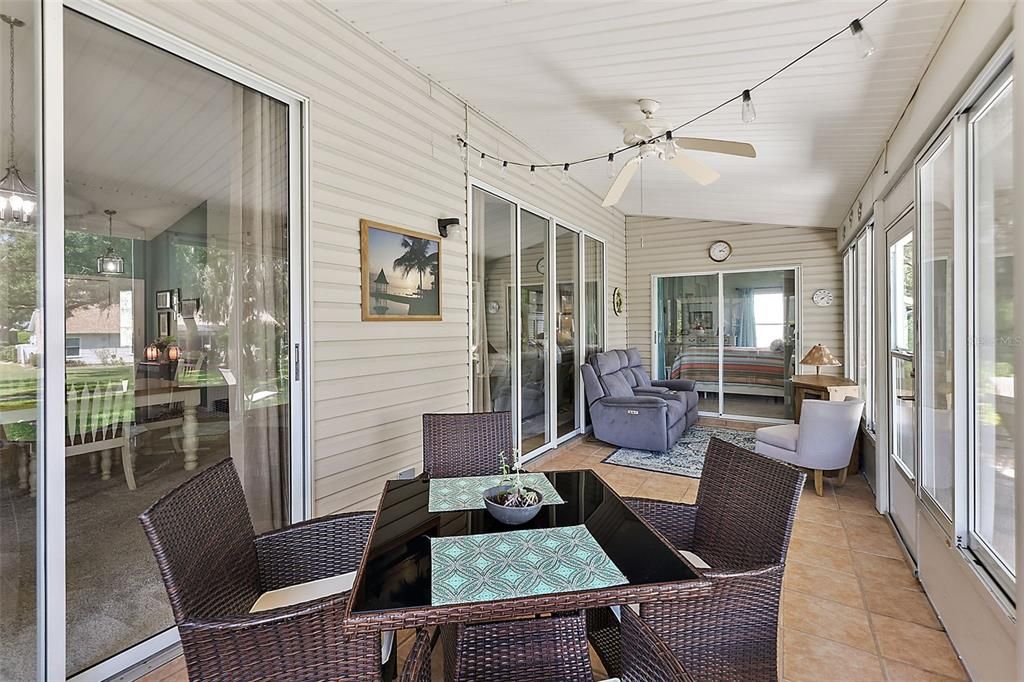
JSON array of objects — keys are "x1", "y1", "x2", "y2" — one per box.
[
  {"x1": 652, "y1": 378, "x2": 696, "y2": 392},
  {"x1": 599, "y1": 396, "x2": 667, "y2": 409}
]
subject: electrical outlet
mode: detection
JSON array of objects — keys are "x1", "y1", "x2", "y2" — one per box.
[{"x1": 397, "y1": 467, "x2": 416, "y2": 480}]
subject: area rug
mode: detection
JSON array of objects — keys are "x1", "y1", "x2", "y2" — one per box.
[{"x1": 601, "y1": 424, "x2": 757, "y2": 479}]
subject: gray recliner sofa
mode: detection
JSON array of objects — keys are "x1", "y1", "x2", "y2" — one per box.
[{"x1": 581, "y1": 348, "x2": 699, "y2": 451}]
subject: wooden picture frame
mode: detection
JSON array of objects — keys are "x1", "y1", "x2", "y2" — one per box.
[
  {"x1": 155, "y1": 290, "x2": 173, "y2": 310},
  {"x1": 157, "y1": 311, "x2": 174, "y2": 337},
  {"x1": 360, "y1": 219, "x2": 442, "y2": 321}
]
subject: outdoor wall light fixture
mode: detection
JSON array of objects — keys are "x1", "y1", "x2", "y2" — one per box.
[{"x1": 437, "y1": 217, "x2": 461, "y2": 239}]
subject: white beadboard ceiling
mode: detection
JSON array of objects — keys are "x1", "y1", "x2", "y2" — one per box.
[{"x1": 324, "y1": 0, "x2": 958, "y2": 228}]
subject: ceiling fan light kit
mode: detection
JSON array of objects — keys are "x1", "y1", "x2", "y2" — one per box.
[{"x1": 451, "y1": 5, "x2": 880, "y2": 206}]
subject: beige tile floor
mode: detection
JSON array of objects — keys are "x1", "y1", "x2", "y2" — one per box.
[{"x1": 139, "y1": 426, "x2": 967, "y2": 682}]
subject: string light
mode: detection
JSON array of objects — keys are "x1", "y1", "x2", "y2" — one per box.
[
  {"x1": 849, "y1": 19, "x2": 876, "y2": 59},
  {"x1": 741, "y1": 90, "x2": 756, "y2": 124},
  {"x1": 452, "y1": 2, "x2": 886, "y2": 175}
]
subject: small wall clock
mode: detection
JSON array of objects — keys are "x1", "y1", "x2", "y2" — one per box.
[
  {"x1": 812, "y1": 289, "x2": 834, "y2": 307},
  {"x1": 709, "y1": 240, "x2": 732, "y2": 262}
]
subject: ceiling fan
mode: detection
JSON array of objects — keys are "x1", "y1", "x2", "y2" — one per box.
[{"x1": 602, "y1": 99, "x2": 757, "y2": 208}]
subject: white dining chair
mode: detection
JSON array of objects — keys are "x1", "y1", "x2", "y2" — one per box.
[{"x1": 754, "y1": 398, "x2": 864, "y2": 495}]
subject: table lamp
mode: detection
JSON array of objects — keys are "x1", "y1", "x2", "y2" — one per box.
[{"x1": 800, "y1": 344, "x2": 841, "y2": 375}]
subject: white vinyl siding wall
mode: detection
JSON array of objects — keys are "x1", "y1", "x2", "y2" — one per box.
[
  {"x1": 624, "y1": 217, "x2": 844, "y2": 373},
  {"x1": 102, "y1": 0, "x2": 625, "y2": 514}
]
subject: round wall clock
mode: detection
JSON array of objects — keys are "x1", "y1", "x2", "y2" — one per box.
[
  {"x1": 536, "y1": 257, "x2": 546, "y2": 275},
  {"x1": 612, "y1": 288, "x2": 624, "y2": 316},
  {"x1": 486, "y1": 301, "x2": 500, "y2": 314},
  {"x1": 709, "y1": 240, "x2": 732, "y2": 262},
  {"x1": 812, "y1": 289, "x2": 834, "y2": 307}
]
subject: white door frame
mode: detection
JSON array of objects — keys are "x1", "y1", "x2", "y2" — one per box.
[{"x1": 40, "y1": 2, "x2": 312, "y2": 679}]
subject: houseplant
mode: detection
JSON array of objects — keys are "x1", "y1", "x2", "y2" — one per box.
[{"x1": 482, "y1": 449, "x2": 543, "y2": 525}]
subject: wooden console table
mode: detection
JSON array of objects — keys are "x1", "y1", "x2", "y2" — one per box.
[
  {"x1": 791, "y1": 374, "x2": 861, "y2": 473},
  {"x1": 791, "y1": 374, "x2": 859, "y2": 423}
]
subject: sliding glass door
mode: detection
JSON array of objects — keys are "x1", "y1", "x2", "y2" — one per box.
[
  {"x1": 0, "y1": 2, "x2": 39, "y2": 677},
  {"x1": 519, "y1": 209, "x2": 549, "y2": 453},
  {"x1": 653, "y1": 268, "x2": 797, "y2": 421},
  {"x1": 886, "y1": 216, "x2": 916, "y2": 557},
  {"x1": 554, "y1": 225, "x2": 579, "y2": 438},
  {"x1": 655, "y1": 274, "x2": 719, "y2": 413},
  {"x1": 470, "y1": 184, "x2": 605, "y2": 456},
  {"x1": 3, "y1": 5, "x2": 309, "y2": 678}
]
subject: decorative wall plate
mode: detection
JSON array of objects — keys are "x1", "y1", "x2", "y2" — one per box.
[{"x1": 612, "y1": 287, "x2": 624, "y2": 316}]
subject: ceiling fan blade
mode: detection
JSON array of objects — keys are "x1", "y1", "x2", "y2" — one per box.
[
  {"x1": 669, "y1": 151, "x2": 720, "y2": 186},
  {"x1": 602, "y1": 156, "x2": 641, "y2": 207},
  {"x1": 674, "y1": 137, "x2": 756, "y2": 158}
]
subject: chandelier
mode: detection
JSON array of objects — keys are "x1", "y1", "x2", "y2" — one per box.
[
  {"x1": 0, "y1": 14, "x2": 33, "y2": 224},
  {"x1": 96, "y1": 209, "x2": 124, "y2": 274}
]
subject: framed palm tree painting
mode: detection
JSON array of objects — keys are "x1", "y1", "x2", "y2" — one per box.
[{"x1": 360, "y1": 219, "x2": 442, "y2": 321}]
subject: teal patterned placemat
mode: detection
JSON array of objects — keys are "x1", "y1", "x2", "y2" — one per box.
[
  {"x1": 428, "y1": 473, "x2": 564, "y2": 513},
  {"x1": 430, "y1": 524, "x2": 628, "y2": 606}
]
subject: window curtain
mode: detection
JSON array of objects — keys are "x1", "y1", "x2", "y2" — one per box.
[
  {"x1": 224, "y1": 87, "x2": 289, "y2": 533},
  {"x1": 735, "y1": 288, "x2": 756, "y2": 347}
]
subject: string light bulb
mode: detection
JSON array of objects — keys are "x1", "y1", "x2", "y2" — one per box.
[
  {"x1": 662, "y1": 130, "x2": 677, "y2": 160},
  {"x1": 529, "y1": 164, "x2": 536, "y2": 185},
  {"x1": 741, "y1": 89, "x2": 756, "y2": 124},
  {"x1": 848, "y1": 19, "x2": 875, "y2": 59},
  {"x1": 607, "y1": 153, "x2": 615, "y2": 179},
  {"x1": 456, "y1": 136, "x2": 467, "y2": 160},
  {"x1": 479, "y1": 152, "x2": 486, "y2": 168},
  {"x1": 500, "y1": 160, "x2": 508, "y2": 178},
  {"x1": 561, "y1": 163, "x2": 570, "y2": 185}
]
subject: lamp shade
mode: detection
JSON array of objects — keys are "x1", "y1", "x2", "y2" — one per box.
[
  {"x1": 800, "y1": 344, "x2": 842, "y2": 375},
  {"x1": 144, "y1": 344, "x2": 159, "y2": 362},
  {"x1": 166, "y1": 344, "x2": 180, "y2": 362}
]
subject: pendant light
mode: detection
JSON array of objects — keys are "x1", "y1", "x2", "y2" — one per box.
[
  {"x1": 96, "y1": 209, "x2": 125, "y2": 275},
  {"x1": 0, "y1": 15, "x2": 34, "y2": 223}
]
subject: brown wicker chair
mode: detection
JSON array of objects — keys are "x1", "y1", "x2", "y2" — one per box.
[
  {"x1": 591, "y1": 437, "x2": 805, "y2": 681},
  {"x1": 139, "y1": 458, "x2": 407, "y2": 681},
  {"x1": 619, "y1": 605, "x2": 695, "y2": 682},
  {"x1": 422, "y1": 411, "x2": 513, "y2": 478}
]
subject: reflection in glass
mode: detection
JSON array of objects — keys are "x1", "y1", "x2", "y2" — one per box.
[
  {"x1": 62, "y1": 10, "x2": 291, "y2": 674},
  {"x1": 891, "y1": 357, "x2": 915, "y2": 472},
  {"x1": 0, "y1": 2, "x2": 37, "y2": 677},
  {"x1": 520, "y1": 209, "x2": 549, "y2": 453},
  {"x1": 471, "y1": 188, "x2": 514, "y2": 414},
  {"x1": 722, "y1": 270, "x2": 795, "y2": 419},
  {"x1": 919, "y1": 138, "x2": 954, "y2": 517},
  {"x1": 584, "y1": 237, "x2": 604, "y2": 360},
  {"x1": 657, "y1": 274, "x2": 719, "y2": 413},
  {"x1": 554, "y1": 226, "x2": 578, "y2": 438},
  {"x1": 972, "y1": 80, "x2": 1014, "y2": 573}
]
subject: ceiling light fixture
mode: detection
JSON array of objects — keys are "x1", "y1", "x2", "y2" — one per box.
[
  {"x1": 0, "y1": 15, "x2": 34, "y2": 224},
  {"x1": 96, "y1": 209, "x2": 124, "y2": 275},
  {"x1": 741, "y1": 89, "x2": 756, "y2": 124},
  {"x1": 849, "y1": 19, "x2": 876, "y2": 59}
]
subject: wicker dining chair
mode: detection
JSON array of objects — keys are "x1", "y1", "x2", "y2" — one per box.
[
  {"x1": 591, "y1": 437, "x2": 805, "y2": 681},
  {"x1": 422, "y1": 411, "x2": 513, "y2": 478},
  {"x1": 139, "y1": 458, "x2": 404, "y2": 681}
]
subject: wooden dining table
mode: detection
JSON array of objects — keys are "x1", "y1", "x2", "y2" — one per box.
[{"x1": 344, "y1": 468, "x2": 710, "y2": 635}]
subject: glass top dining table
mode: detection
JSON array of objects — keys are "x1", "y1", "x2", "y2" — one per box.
[{"x1": 345, "y1": 469, "x2": 709, "y2": 632}]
